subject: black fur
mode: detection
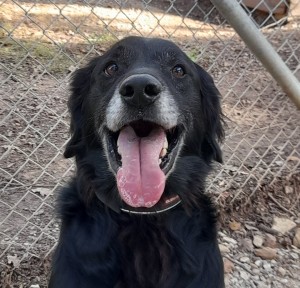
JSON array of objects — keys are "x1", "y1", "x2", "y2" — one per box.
[{"x1": 49, "y1": 36, "x2": 225, "y2": 288}]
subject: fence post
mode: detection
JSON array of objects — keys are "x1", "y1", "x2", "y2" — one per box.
[{"x1": 210, "y1": 0, "x2": 300, "y2": 109}]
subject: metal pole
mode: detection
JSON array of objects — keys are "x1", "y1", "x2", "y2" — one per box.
[{"x1": 210, "y1": 0, "x2": 300, "y2": 109}]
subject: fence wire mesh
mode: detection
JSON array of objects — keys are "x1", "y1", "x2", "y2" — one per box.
[{"x1": 0, "y1": 0, "x2": 300, "y2": 287}]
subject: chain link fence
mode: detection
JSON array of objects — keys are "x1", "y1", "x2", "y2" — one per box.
[{"x1": 0, "y1": 0, "x2": 300, "y2": 287}]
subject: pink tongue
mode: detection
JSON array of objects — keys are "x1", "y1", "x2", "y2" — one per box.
[{"x1": 116, "y1": 126, "x2": 166, "y2": 207}]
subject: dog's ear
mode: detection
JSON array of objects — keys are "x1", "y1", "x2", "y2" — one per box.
[
  {"x1": 195, "y1": 63, "x2": 224, "y2": 163},
  {"x1": 64, "y1": 59, "x2": 98, "y2": 158}
]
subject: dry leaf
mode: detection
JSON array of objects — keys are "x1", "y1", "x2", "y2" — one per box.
[{"x1": 229, "y1": 220, "x2": 241, "y2": 231}]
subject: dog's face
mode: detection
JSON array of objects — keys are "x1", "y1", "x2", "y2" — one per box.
[{"x1": 65, "y1": 36, "x2": 223, "y2": 214}]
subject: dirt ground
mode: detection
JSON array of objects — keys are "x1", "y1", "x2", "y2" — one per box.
[{"x1": 0, "y1": 1, "x2": 300, "y2": 287}]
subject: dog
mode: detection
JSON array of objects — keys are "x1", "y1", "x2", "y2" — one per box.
[{"x1": 49, "y1": 36, "x2": 225, "y2": 288}]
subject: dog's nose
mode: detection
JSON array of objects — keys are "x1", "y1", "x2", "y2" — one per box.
[{"x1": 119, "y1": 74, "x2": 162, "y2": 108}]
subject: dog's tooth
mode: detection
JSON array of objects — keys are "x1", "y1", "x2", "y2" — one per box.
[
  {"x1": 158, "y1": 159, "x2": 162, "y2": 164},
  {"x1": 160, "y1": 148, "x2": 167, "y2": 158},
  {"x1": 163, "y1": 138, "x2": 168, "y2": 149}
]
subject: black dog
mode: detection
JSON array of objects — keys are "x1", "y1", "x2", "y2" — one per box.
[{"x1": 49, "y1": 36, "x2": 224, "y2": 288}]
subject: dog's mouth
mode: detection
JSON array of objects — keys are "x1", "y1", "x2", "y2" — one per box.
[{"x1": 105, "y1": 120, "x2": 184, "y2": 214}]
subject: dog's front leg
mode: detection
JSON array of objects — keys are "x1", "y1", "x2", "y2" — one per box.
[{"x1": 49, "y1": 207, "x2": 119, "y2": 288}]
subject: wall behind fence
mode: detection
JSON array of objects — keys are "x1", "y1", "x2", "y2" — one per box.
[{"x1": 0, "y1": 0, "x2": 299, "y2": 287}]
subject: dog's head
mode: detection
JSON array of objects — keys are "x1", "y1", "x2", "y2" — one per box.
[{"x1": 64, "y1": 36, "x2": 224, "y2": 214}]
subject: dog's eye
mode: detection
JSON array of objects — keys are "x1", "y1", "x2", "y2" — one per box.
[
  {"x1": 171, "y1": 65, "x2": 185, "y2": 78},
  {"x1": 104, "y1": 63, "x2": 118, "y2": 76}
]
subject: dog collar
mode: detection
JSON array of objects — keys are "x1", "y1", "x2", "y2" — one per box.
[{"x1": 120, "y1": 195, "x2": 182, "y2": 215}]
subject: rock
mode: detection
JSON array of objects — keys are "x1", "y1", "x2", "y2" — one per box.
[
  {"x1": 285, "y1": 186, "x2": 293, "y2": 194},
  {"x1": 68, "y1": 65, "x2": 76, "y2": 73},
  {"x1": 254, "y1": 247, "x2": 277, "y2": 260},
  {"x1": 219, "y1": 244, "x2": 230, "y2": 254},
  {"x1": 290, "y1": 252, "x2": 299, "y2": 260},
  {"x1": 277, "y1": 250, "x2": 285, "y2": 256},
  {"x1": 253, "y1": 235, "x2": 264, "y2": 248},
  {"x1": 240, "y1": 238, "x2": 253, "y2": 251},
  {"x1": 272, "y1": 217, "x2": 296, "y2": 234},
  {"x1": 32, "y1": 187, "x2": 52, "y2": 197},
  {"x1": 259, "y1": 275, "x2": 267, "y2": 282},
  {"x1": 240, "y1": 270, "x2": 250, "y2": 281},
  {"x1": 277, "y1": 267, "x2": 286, "y2": 276},
  {"x1": 270, "y1": 259, "x2": 277, "y2": 265},
  {"x1": 293, "y1": 228, "x2": 300, "y2": 248},
  {"x1": 224, "y1": 274, "x2": 230, "y2": 287},
  {"x1": 258, "y1": 284, "x2": 269, "y2": 288},
  {"x1": 255, "y1": 259, "x2": 262, "y2": 267},
  {"x1": 7, "y1": 254, "x2": 20, "y2": 268},
  {"x1": 279, "y1": 237, "x2": 292, "y2": 247},
  {"x1": 239, "y1": 256, "x2": 250, "y2": 263},
  {"x1": 30, "y1": 285, "x2": 40, "y2": 288},
  {"x1": 263, "y1": 262, "x2": 272, "y2": 271},
  {"x1": 264, "y1": 233, "x2": 277, "y2": 248},
  {"x1": 223, "y1": 236, "x2": 237, "y2": 245},
  {"x1": 244, "y1": 224, "x2": 259, "y2": 231},
  {"x1": 223, "y1": 258, "x2": 234, "y2": 273}
]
